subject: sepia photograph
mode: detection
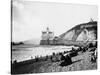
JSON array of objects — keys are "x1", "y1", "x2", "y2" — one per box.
[{"x1": 11, "y1": 0, "x2": 98, "y2": 74}]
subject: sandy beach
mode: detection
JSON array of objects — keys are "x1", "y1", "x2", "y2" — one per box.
[{"x1": 11, "y1": 47, "x2": 97, "y2": 74}]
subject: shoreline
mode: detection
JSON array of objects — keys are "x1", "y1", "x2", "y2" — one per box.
[
  {"x1": 11, "y1": 45, "x2": 76, "y2": 62},
  {"x1": 11, "y1": 47, "x2": 97, "y2": 74}
]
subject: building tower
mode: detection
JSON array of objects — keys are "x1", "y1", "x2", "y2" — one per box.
[{"x1": 40, "y1": 27, "x2": 54, "y2": 45}]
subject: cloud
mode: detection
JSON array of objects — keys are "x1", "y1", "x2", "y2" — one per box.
[{"x1": 12, "y1": 1, "x2": 97, "y2": 42}]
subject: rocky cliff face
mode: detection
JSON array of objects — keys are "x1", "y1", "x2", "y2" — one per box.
[
  {"x1": 57, "y1": 21, "x2": 97, "y2": 46},
  {"x1": 40, "y1": 21, "x2": 97, "y2": 46}
]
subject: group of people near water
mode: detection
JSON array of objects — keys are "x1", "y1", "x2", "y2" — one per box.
[{"x1": 13, "y1": 42, "x2": 97, "y2": 66}]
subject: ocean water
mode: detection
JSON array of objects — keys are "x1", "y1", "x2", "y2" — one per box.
[{"x1": 12, "y1": 45, "x2": 74, "y2": 62}]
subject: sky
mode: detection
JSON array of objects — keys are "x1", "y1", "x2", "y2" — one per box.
[{"x1": 12, "y1": 0, "x2": 98, "y2": 42}]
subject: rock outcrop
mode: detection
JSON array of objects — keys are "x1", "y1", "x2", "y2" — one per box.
[
  {"x1": 40, "y1": 21, "x2": 97, "y2": 46},
  {"x1": 57, "y1": 21, "x2": 97, "y2": 46}
]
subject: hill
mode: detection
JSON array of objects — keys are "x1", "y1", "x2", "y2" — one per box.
[{"x1": 56, "y1": 21, "x2": 97, "y2": 46}]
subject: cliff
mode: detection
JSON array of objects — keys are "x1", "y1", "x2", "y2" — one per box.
[
  {"x1": 57, "y1": 21, "x2": 97, "y2": 46},
  {"x1": 40, "y1": 21, "x2": 97, "y2": 46}
]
